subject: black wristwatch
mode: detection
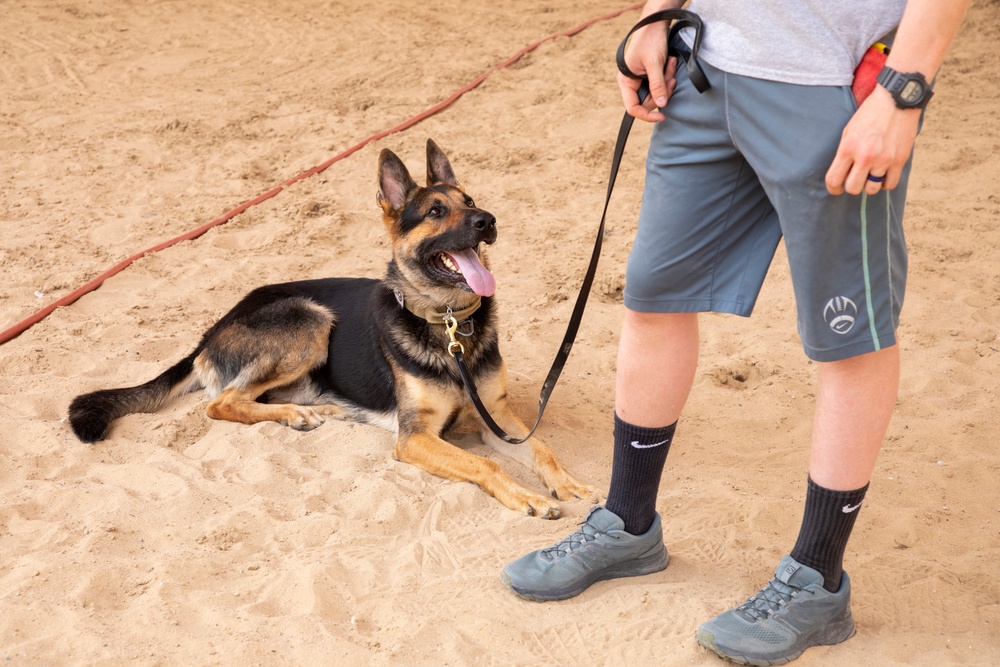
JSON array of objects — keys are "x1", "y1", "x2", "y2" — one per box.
[{"x1": 876, "y1": 66, "x2": 934, "y2": 109}]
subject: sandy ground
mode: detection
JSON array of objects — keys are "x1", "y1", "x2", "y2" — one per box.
[{"x1": 1, "y1": 1, "x2": 998, "y2": 665}]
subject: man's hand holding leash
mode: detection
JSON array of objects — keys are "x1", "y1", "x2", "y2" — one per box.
[{"x1": 617, "y1": 1, "x2": 686, "y2": 122}]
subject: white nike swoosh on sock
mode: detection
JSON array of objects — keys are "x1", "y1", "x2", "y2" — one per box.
[
  {"x1": 842, "y1": 502, "x2": 863, "y2": 513},
  {"x1": 630, "y1": 439, "x2": 669, "y2": 449}
]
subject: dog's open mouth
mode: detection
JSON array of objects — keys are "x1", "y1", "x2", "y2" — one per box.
[{"x1": 431, "y1": 247, "x2": 496, "y2": 297}]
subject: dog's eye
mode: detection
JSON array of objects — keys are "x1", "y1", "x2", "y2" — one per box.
[
  {"x1": 465, "y1": 197, "x2": 475, "y2": 208},
  {"x1": 428, "y1": 205, "x2": 445, "y2": 218}
]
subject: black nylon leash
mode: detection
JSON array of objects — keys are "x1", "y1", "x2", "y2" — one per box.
[{"x1": 449, "y1": 9, "x2": 710, "y2": 444}]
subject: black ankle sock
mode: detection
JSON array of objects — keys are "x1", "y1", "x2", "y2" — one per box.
[
  {"x1": 790, "y1": 476, "x2": 869, "y2": 593},
  {"x1": 604, "y1": 414, "x2": 676, "y2": 536}
]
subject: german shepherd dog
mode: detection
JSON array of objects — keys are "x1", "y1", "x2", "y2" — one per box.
[{"x1": 69, "y1": 140, "x2": 597, "y2": 518}]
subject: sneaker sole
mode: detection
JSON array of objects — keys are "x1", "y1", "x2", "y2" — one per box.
[
  {"x1": 695, "y1": 616, "x2": 856, "y2": 666},
  {"x1": 500, "y1": 546, "x2": 669, "y2": 601}
]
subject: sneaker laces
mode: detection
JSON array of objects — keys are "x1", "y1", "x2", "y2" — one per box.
[
  {"x1": 736, "y1": 577, "x2": 813, "y2": 622},
  {"x1": 541, "y1": 516, "x2": 610, "y2": 559}
]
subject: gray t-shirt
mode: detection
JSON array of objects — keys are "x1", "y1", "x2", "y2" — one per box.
[{"x1": 681, "y1": 0, "x2": 906, "y2": 86}]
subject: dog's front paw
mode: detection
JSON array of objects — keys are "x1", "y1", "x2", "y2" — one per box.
[
  {"x1": 281, "y1": 406, "x2": 325, "y2": 431},
  {"x1": 511, "y1": 489, "x2": 562, "y2": 519},
  {"x1": 496, "y1": 486, "x2": 562, "y2": 519},
  {"x1": 549, "y1": 475, "x2": 603, "y2": 504},
  {"x1": 523, "y1": 493, "x2": 562, "y2": 520}
]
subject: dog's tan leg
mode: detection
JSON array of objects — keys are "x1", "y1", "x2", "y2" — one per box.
[
  {"x1": 479, "y1": 409, "x2": 601, "y2": 504},
  {"x1": 203, "y1": 356, "x2": 331, "y2": 431},
  {"x1": 476, "y1": 366, "x2": 601, "y2": 503},
  {"x1": 393, "y1": 363, "x2": 567, "y2": 517},
  {"x1": 260, "y1": 377, "x2": 356, "y2": 423},
  {"x1": 207, "y1": 387, "x2": 327, "y2": 430},
  {"x1": 393, "y1": 431, "x2": 563, "y2": 519}
]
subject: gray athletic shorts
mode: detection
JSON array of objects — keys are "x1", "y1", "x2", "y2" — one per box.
[{"x1": 625, "y1": 53, "x2": 911, "y2": 362}]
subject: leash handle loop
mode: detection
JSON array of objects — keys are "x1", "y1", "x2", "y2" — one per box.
[
  {"x1": 615, "y1": 9, "x2": 710, "y2": 94},
  {"x1": 452, "y1": 11, "x2": 709, "y2": 445}
]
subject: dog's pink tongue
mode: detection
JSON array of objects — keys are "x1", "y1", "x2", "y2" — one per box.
[{"x1": 446, "y1": 249, "x2": 496, "y2": 297}]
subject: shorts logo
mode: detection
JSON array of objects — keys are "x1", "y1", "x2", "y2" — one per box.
[{"x1": 823, "y1": 297, "x2": 858, "y2": 335}]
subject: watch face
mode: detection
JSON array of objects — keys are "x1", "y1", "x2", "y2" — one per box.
[{"x1": 900, "y1": 79, "x2": 924, "y2": 104}]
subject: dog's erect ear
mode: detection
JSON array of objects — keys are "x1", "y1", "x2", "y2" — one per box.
[
  {"x1": 377, "y1": 148, "x2": 418, "y2": 214},
  {"x1": 426, "y1": 139, "x2": 460, "y2": 188}
]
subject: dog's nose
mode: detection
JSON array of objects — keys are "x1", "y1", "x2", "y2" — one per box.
[
  {"x1": 470, "y1": 213, "x2": 496, "y2": 232},
  {"x1": 471, "y1": 212, "x2": 497, "y2": 245}
]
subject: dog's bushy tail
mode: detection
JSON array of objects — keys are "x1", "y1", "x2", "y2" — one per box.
[{"x1": 69, "y1": 351, "x2": 202, "y2": 443}]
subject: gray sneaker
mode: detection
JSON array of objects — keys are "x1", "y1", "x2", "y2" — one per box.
[
  {"x1": 696, "y1": 555, "x2": 856, "y2": 666},
  {"x1": 500, "y1": 506, "x2": 668, "y2": 601}
]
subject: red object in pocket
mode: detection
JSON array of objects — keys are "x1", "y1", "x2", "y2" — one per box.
[{"x1": 852, "y1": 44, "x2": 889, "y2": 105}]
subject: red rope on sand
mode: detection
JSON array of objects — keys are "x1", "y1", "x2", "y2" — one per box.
[{"x1": 0, "y1": 2, "x2": 644, "y2": 346}]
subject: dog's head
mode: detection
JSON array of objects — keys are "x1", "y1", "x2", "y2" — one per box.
[{"x1": 377, "y1": 140, "x2": 496, "y2": 305}]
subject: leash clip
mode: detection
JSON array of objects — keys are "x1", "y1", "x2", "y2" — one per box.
[{"x1": 444, "y1": 314, "x2": 464, "y2": 357}]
